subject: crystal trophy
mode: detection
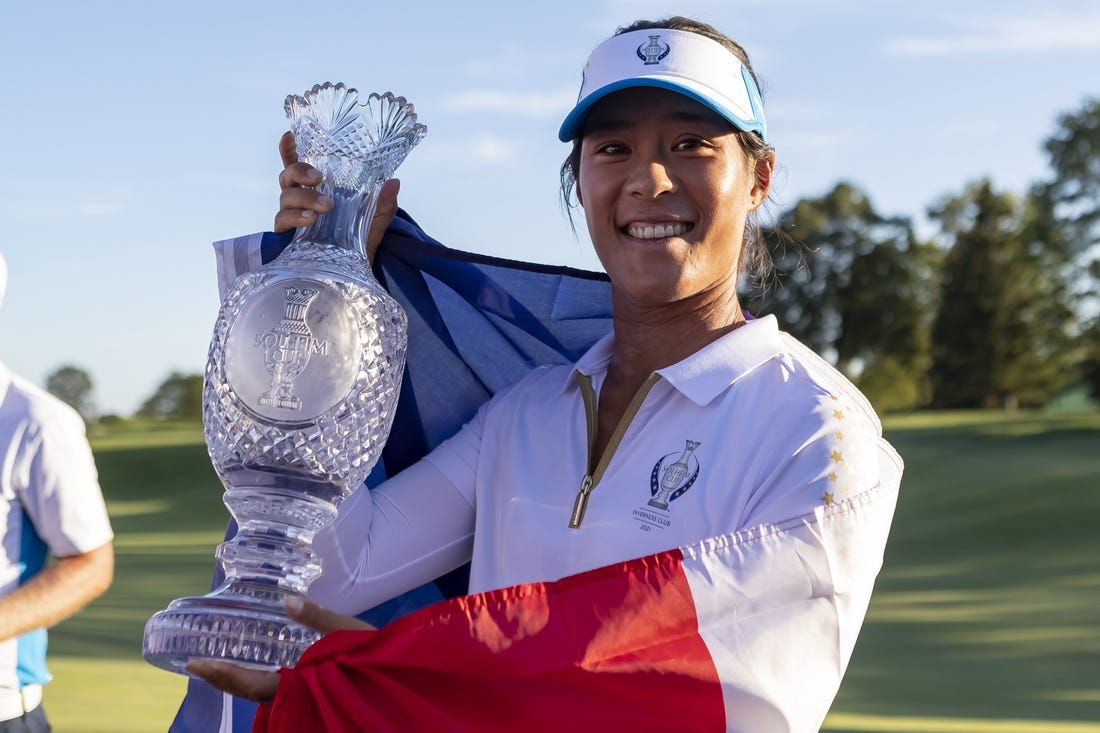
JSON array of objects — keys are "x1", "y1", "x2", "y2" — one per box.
[{"x1": 143, "y1": 83, "x2": 426, "y2": 673}]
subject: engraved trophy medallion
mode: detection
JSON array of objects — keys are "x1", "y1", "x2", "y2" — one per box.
[{"x1": 143, "y1": 83, "x2": 426, "y2": 673}]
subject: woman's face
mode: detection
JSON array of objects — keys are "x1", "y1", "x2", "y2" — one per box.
[{"x1": 577, "y1": 87, "x2": 772, "y2": 308}]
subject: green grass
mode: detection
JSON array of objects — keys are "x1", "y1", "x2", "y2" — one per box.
[
  {"x1": 39, "y1": 413, "x2": 1100, "y2": 732},
  {"x1": 43, "y1": 422, "x2": 225, "y2": 732},
  {"x1": 824, "y1": 410, "x2": 1100, "y2": 732}
]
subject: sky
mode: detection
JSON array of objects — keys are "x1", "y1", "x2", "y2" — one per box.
[{"x1": 1, "y1": 0, "x2": 1098, "y2": 416}]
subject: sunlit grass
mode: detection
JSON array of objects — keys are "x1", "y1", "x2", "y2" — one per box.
[
  {"x1": 44, "y1": 423, "x2": 223, "y2": 729},
  {"x1": 43, "y1": 658, "x2": 187, "y2": 733},
  {"x1": 827, "y1": 410, "x2": 1100, "y2": 729}
]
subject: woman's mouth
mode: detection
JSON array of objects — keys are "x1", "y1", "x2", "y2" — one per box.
[{"x1": 623, "y1": 222, "x2": 693, "y2": 239}]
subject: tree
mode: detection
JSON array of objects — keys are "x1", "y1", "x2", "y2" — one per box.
[
  {"x1": 1041, "y1": 98, "x2": 1100, "y2": 399},
  {"x1": 45, "y1": 364, "x2": 95, "y2": 420},
  {"x1": 928, "y1": 180, "x2": 1073, "y2": 409},
  {"x1": 137, "y1": 372, "x2": 204, "y2": 420},
  {"x1": 749, "y1": 182, "x2": 937, "y2": 411},
  {"x1": 1080, "y1": 318, "x2": 1100, "y2": 402},
  {"x1": 1042, "y1": 99, "x2": 1100, "y2": 268}
]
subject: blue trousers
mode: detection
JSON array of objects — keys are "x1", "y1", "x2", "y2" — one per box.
[{"x1": 0, "y1": 706, "x2": 50, "y2": 733}]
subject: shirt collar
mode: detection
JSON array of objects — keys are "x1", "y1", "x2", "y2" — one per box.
[
  {"x1": 561, "y1": 315, "x2": 786, "y2": 404},
  {"x1": 573, "y1": 332, "x2": 616, "y2": 377},
  {"x1": 657, "y1": 315, "x2": 785, "y2": 405}
]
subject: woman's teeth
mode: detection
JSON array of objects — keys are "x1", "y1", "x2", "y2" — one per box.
[{"x1": 626, "y1": 222, "x2": 691, "y2": 239}]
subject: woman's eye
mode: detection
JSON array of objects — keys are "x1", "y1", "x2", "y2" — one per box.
[
  {"x1": 674, "y1": 138, "x2": 706, "y2": 151},
  {"x1": 597, "y1": 142, "x2": 627, "y2": 155}
]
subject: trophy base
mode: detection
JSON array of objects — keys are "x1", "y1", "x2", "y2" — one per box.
[{"x1": 142, "y1": 588, "x2": 321, "y2": 674}]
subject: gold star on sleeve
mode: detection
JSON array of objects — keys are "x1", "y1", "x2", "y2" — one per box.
[
  {"x1": 831, "y1": 449, "x2": 843, "y2": 463},
  {"x1": 835, "y1": 431, "x2": 844, "y2": 440},
  {"x1": 828, "y1": 471, "x2": 838, "y2": 482},
  {"x1": 822, "y1": 491, "x2": 835, "y2": 505},
  {"x1": 833, "y1": 410, "x2": 845, "y2": 420}
]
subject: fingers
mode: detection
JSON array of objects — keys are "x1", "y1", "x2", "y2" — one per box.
[
  {"x1": 186, "y1": 660, "x2": 280, "y2": 704},
  {"x1": 278, "y1": 131, "x2": 299, "y2": 168},
  {"x1": 285, "y1": 596, "x2": 375, "y2": 633},
  {"x1": 275, "y1": 185, "x2": 333, "y2": 233},
  {"x1": 278, "y1": 161, "x2": 322, "y2": 191},
  {"x1": 275, "y1": 131, "x2": 329, "y2": 233},
  {"x1": 275, "y1": 164, "x2": 330, "y2": 234}
]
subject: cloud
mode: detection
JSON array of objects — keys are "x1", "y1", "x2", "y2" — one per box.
[
  {"x1": 422, "y1": 135, "x2": 518, "y2": 165},
  {"x1": 887, "y1": 9, "x2": 1100, "y2": 56},
  {"x1": 468, "y1": 137, "x2": 515, "y2": 163},
  {"x1": 443, "y1": 88, "x2": 576, "y2": 119}
]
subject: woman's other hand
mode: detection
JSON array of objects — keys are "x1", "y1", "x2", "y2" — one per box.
[{"x1": 185, "y1": 596, "x2": 375, "y2": 704}]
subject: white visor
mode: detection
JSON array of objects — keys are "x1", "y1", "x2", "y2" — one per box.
[{"x1": 558, "y1": 28, "x2": 767, "y2": 143}]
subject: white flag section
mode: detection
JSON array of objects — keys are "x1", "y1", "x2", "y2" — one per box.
[
  {"x1": 684, "y1": 450, "x2": 901, "y2": 731},
  {"x1": 253, "y1": 448, "x2": 900, "y2": 733}
]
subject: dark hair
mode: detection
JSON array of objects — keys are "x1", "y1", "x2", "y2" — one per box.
[{"x1": 559, "y1": 16, "x2": 776, "y2": 285}]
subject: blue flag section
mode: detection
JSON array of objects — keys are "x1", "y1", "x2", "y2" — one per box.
[{"x1": 169, "y1": 212, "x2": 613, "y2": 732}]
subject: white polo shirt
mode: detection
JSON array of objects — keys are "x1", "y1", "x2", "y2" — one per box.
[
  {"x1": 0, "y1": 363, "x2": 114, "y2": 695},
  {"x1": 310, "y1": 315, "x2": 894, "y2": 608},
  {"x1": 426, "y1": 314, "x2": 887, "y2": 591}
]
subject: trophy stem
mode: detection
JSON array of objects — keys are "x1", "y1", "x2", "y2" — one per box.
[
  {"x1": 142, "y1": 478, "x2": 339, "y2": 673},
  {"x1": 293, "y1": 180, "x2": 380, "y2": 257},
  {"x1": 218, "y1": 483, "x2": 336, "y2": 592}
]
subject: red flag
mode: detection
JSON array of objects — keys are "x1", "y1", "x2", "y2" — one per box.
[{"x1": 254, "y1": 460, "x2": 899, "y2": 733}]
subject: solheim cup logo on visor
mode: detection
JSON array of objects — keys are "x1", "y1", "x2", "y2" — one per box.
[
  {"x1": 637, "y1": 34, "x2": 670, "y2": 65},
  {"x1": 648, "y1": 439, "x2": 702, "y2": 509}
]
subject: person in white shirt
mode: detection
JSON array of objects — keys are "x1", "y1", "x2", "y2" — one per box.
[
  {"x1": 190, "y1": 16, "x2": 902, "y2": 731},
  {"x1": 0, "y1": 251, "x2": 115, "y2": 733}
]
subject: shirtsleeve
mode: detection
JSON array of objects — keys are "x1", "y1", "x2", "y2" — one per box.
[
  {"x1": 715, "y1": 354, "x2": 900, "y2": 725},
  {"x1": 306, "y1": 443, "x2": 478, "y2": 616},
  {"x1": 18, "y1": 401, "x2": 113, "y2": 556},
  {"x1": 739, "y1": 387, "x2": 884, "y2": 530},
  {"x1": 736, "y1": 329, "x2": 893, "y2": 531}
]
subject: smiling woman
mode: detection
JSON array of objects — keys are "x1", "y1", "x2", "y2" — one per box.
[
  {"x1": 186, "y1": 15, "x2": 903, "y2": 733},
  {"x1": 560, "y1": 17, "x2": 778, "y2": 290},
  {"x1": 575, "y1": 87, "x2": 769, "y2": 312}
]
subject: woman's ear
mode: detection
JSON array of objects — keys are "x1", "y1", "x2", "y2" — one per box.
[{"x1": 750, "y1": 151, "x2": 775, "y2": 209}]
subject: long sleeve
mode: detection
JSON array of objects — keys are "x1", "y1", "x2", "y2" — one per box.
[{"x1": 307, "y1": 458, "x2": 475, "y2": 615}]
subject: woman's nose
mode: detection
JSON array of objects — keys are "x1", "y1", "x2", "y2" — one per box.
[{"x1": 626, "y1": 157, "x2": 675, "y2": 198}]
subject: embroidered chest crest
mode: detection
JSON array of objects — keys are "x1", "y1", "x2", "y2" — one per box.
[{"x1": 648, "y1": 439, "x2": 702, "y2": 509}]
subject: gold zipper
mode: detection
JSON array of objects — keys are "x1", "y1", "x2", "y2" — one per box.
[
  {"x1": 569, "y1": 475, "x2": 594, "y2": 528},
  {"x1": 568, "y1": 371, "x2": 661, "y2": 528}
]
